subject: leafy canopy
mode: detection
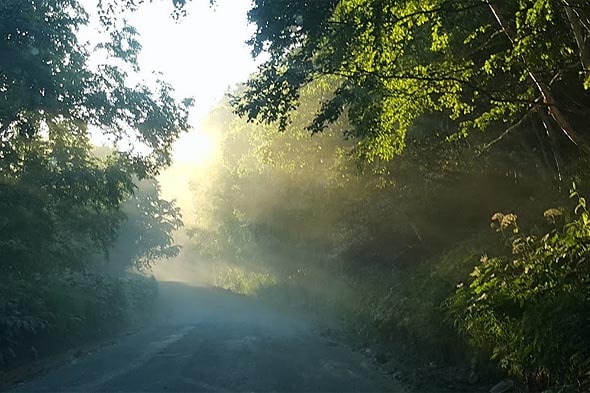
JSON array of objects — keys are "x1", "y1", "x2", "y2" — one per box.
[
  {"x1": 0, "y1": 0, "x2": 194, "y2": 176},
  {"x1": 0, "y1": 0, "x2": 188, "y2": 274},
  {"x1": 233, "y1": 0, "x2": 590, "y2": 161}
]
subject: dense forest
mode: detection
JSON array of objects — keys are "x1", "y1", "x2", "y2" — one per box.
[{"x1": 2, "y1": 0, "x2": 590, "y2": 392}]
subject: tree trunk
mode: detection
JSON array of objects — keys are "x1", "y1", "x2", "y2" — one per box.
[
  {"x1": 486, "y1": 1, "x2": 590, "y2": 157},
  {"x1": 563, "y1": 0, "x2": 590, "y2": 80}
]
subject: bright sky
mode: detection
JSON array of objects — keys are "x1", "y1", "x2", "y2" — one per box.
[
  {"x1": 125, "y1": 0, "x2": 260, "y2": 120},
  {"x1": 81, "y1": 0, "x2": 261, "y2": 165}
]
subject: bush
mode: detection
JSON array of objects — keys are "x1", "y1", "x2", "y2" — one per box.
[
  {"x1": 449, "y1": 189, "x2": 590, "y2": 389},
  {"x1": 0, "y1": 271, "x2": 157, "y2": 368},
  {"x1": 335, "y1": 247, "x2": 482, "y2": 363},
  {"x1": 215, "y1": 266, "x2": 277, "y2": 296}
]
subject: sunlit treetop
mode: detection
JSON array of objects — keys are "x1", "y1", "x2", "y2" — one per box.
[{"x1": 233, "y1": 0, "x2": 590, "y2": 162}]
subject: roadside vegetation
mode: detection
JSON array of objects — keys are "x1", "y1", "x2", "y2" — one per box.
[
  {"x1": 187, "y1": 1, "x2": 590, "y2": 391},
  {"x1": 2, "y1": 0, "x2": 590, "y2": 392},
  {"x1": 0, "y1": 0, "x2": 185, "y2": 371}
]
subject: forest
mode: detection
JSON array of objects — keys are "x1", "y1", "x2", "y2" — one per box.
[{"x1": 2, "y1": 0, "x2": 590, "y2": 392}]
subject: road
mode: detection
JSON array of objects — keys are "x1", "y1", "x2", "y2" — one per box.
[{"x1": 8, "y1": 282, "x2": 406, "y2": 392}]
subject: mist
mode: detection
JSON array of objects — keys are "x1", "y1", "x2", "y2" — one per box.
[
  {"x1": 4, "y1": 0, "x2": 590, "y2": 391},
  {"x1": 149, "y1": 80, "x2": 541, "y2": 326},
  {"x1": 133, "y1": 77, "x2": 588, "y2": 392}
]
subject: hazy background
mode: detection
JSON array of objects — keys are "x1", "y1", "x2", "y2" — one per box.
[{"x1": 77, "y1": 0, "x2": 264, "y2": 285}]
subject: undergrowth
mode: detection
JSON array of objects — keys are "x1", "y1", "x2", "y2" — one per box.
[
  {"x1": 0, "y1": 271, "x2": 157, "y2": 369},
  {"x1": 216, "y1": 191, "x2": 590, "y2": 391}
]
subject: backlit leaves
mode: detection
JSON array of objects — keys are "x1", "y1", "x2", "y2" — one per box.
[{"x1": 236, "y1": 0, "x2": 590, "y2": 161}]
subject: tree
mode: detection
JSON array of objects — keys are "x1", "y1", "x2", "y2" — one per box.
[
  {"x1": 233, "y1": 0, "x2": 590, "y2": 162},
  {"x1": 0, "y1": 0, "x2": 191, "y2": 274},
  {"x1": 107, "y1": 178, "x2": 183, "y2": 272},
  {"x1": 0, "y1": 0, "x2": 193, "y2": 177},
  {"x1": 0, "y1": 0, "x2": 191, "y2": 368},
  {"x1": 0, "y1": 126, "x2": 133, "y2": 274}
]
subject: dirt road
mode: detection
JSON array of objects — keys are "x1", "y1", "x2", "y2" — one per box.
[{"x1": 8, "y1": 282, "x2": 405, "y2": 392}]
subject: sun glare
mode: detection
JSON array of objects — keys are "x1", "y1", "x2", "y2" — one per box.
[{"x1": 172, "y1": 129, "x2": 216, "y2": 166}]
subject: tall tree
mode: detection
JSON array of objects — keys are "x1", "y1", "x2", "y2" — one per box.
[
  {"x1": 0, "y1": 0, "x2": 190, "y2": 273},
  {"x1": 233, "y1": 0, "x2": 590, "y2": 162},
  {"x1": 0, "y1": 0, "x2": 193, "y2": 176}
]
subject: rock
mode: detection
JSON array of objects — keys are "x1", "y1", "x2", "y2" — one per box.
[{"x1": 490, "y1": 379, "x2": 514, "y2": 393}]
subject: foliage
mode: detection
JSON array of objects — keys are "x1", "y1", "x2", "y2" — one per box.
[
  {"x1": 194, "y1": 81, "x2": 555, "y2": 274},
  {"x1": 0, "y1": 0, "x2": 193, "y2": 176},
  {"x1": 0, "y1": 271, "x2": 157, "y2": 367},
  {"x1": 215, "y1": 267, "x2": 277, "y2": 296},
  {"x1": 177, "y1": 2, "x2": 590, "y2": 391},
  {"x1": 0, "y1": 0, "x2": 185, "y2": 371},
  {"x1": 0, "y1": 130, "x2": 133, "y2": 274},
  {"x1": 363, "y1": 242, "x2": 486, "y2": 358},
  {"x1": 450, "y1": 188, "x2": 590, "y2": 389},
  {"x1": 108, "y1": 178, "x2": 183, "y2": 271},
  {"x1": 0, "y1": 0, "x2": 187, "y2": 273},
  {"x1": 193, "y1": 72, "x2": 589, "y2": 390},
  {"x1": 234, "y1": 0, "x2": 590, "y2": 161},
  {"x1": 0, "y1": 131, "x2": 179, "y2": 369}
]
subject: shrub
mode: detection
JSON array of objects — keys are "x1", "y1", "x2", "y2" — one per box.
[
  {"x1": 450, "y1": 187, "x2": 590, "y2": 389},
  {"x1": 0, "y1": 271, "x2": 157, "y2": 368}
]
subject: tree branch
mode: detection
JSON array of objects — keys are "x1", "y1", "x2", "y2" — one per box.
[
  {"x1": 477, "y1": 107, "x2": 537, "y2": 155},
  {"x1": 486, "y1": 0, "x2": 590, "y2": 157},
  {"x1": 563, "y1": 0, "x2": 590, "y2": 78}
]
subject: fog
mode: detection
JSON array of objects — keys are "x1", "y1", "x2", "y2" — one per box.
[{"x1": 6, "y1": 0, "x2": 590, "y2": 391}]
